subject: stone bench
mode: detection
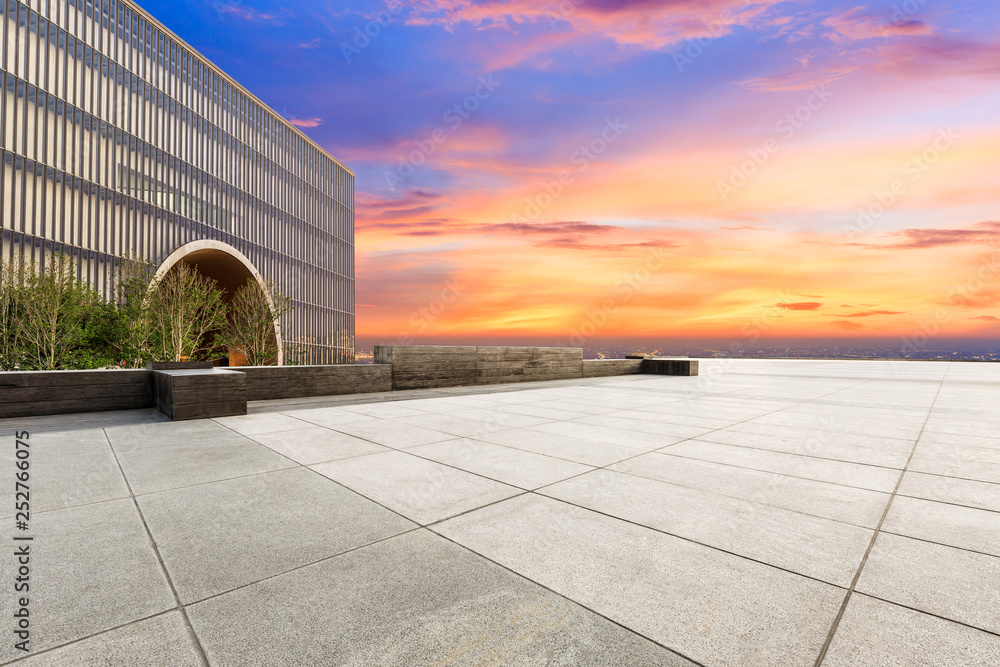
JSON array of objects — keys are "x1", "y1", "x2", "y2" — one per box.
[{"x1": 152, "y1": 368, "x2": 247, "y2": 421}]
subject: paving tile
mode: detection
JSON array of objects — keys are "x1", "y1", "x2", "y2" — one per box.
[
  {"x1": 477, "y1": 428, "x2": 643, "y2": 467},
  {"x1": 248, "y1": 426, "x2": 389, "y2": 465},
  {"x1": 339, "y1": 402, "x2": 430, "y2": 418},
  {"x1": 823, "y1": 593, "x2": 1000, "y2": 666},
  {"x1": 213, "y1": 413, "x2": 314, "y2": 436},
  {"x1": 542, "y1": 469, "x2": 871, "y2": 586},
  {"x1": 531, "y1": 420, "x2": 685, "y2": 451},
  {"x1": 693, "y1": 429, "x2": 911, "y2": 468},
  {"x1": 0, "y1": 436, "x2": 128, "y2": 514},
  {"x1": 139, "y1": 467, "x2": 415, "y2": 603},
  {"x1": 568, "y1": 414, "x2": 713, "y2": 439},
  {"x1": 898, "y1": 471, "x2": 1000, "y2": 513},
  {"x1": 0, "y1": 499, "x2": 175, "y2": 662},
  {"x1": 434, "y1": 494, "x2": 843, "y2": 667},
  {"x1": 407, "y1": 439, "x2": 594, "y2": 490},
  {"x1": 330, "y1": 420, "x2": 458, "y2": 448},
  {"x1": 725, "y1": 421, "x2": 917, "y2": 453},
  {"x1": 856, "y1": 532, "x2": 1000, "y2": 634},
  {"x1": 17, "y1": 612, "x2": 202, "y2": 666},
  {"x1": 907, "y1": 453, "x2": 1000, "y2": 485},
  {"x1": 117, "y1": 439, "x2": 296, "y2": 495},
  {"x1": 279, "y1": 406, "x2": 380, "y2": 428},
  {"x1": 924, "y1": 416, "x2": 1000, "y2": 438},
  {"x1": 882, "y1": 496, "x2": 1000, "y2": 557},
  {"x1": 105, "y1": 420, "x2": 243, "y2": 451},
  {"x1": 389, "y1": 413, "x2": 529, "y2": 438},
  {"x1": 188, "y1": 530, "x2": 689, "y2": 667},
  {"x1": 664, "y1": 440, "x2": 900, "y2": 492},
  {"x1": 611, "y1": 452, "x2": 890, "y2": 528},
  {"x1": 311, "y1": 450, "x2": 522, "y2": 524}
]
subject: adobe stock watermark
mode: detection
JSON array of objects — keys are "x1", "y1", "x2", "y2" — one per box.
[
  {"x1": 340, "y1": 0, "x2": 406, "y2": 63},
  {"x1": 717, "y1": 85, "x2": 833, "y2": 201},
  {"x1": 209, "y1": 0, "x2": 243, "y2": 21},
  {"x1": 546, "y1": 0, "x2": 585, "y2": 29},
  {"x1": 844, "y1": 127, "x2": 958, "y2": 242},
  {"x1": 893, "y1": 251, "x2": 1000, "y2": 366},
  {"x1": 385, "y1": 75, "x2": 502, "y2": 189},
  {"x1": 695, "y1": 288, "x2": 794, "y2": 391},
  {"x1": 878, "y1": 0, "x2": 931, "y2": 36},
  {"x1": 394, "y1": 278, "x2": 464, "y2": 345},
  {"x1": 512, "y1": 117, "x2": 628, "y2": 222},
  {"x1": 672, "y1": 6, "x2": 745, "y2": 73},
  {"x1": 563, "y1": 247, "x2": 670, "y2": 346}
]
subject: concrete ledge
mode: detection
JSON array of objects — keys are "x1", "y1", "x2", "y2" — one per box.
[
  {"x1": 643, "y1": 358, "x2": 699, "y2": 376},
  {"x1": 239, "y1": 365, "x2": 392, "y2": 401},
  {"x1": 0, "y1": 369, "x2": 153, "y2": 419},
  {"x1": 583, "y1": 359, "x2": 644, "y2": 377},
  {"x1": 375, "y1": 346, "x2": 586, "y2": 390},
  {"x1": 153, "y1": 369, "x2": 247, "y2": 421}
]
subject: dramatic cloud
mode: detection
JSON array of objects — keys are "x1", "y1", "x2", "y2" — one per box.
[{"x1": 880, "y1": 221, "x2": 1000, "y2": 249}]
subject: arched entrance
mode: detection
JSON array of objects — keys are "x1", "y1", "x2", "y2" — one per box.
[{"x1": 155, "y1": 241, "x2": 284, "y2": 365}]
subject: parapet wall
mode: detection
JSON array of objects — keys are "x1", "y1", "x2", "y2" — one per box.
[
  {"x1": 0, "y1": 349, "x2": 693, "y2": 419},
  {"x1": 375, "y1": 345, "x2": 586, "y2": 390}
]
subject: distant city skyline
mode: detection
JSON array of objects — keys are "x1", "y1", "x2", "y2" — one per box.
[{"x1": 144, "y1": 0, "x2": 1000, "y2": 347}]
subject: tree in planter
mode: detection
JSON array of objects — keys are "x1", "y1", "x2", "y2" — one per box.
[
  {"x1": 17, "y1": 254, "x2": 99, "y2": 370},
  {"x1": 148, "y1": 262, "x2": 228, "y2": 362},
  {"x1": 217, "y1": 279, "x2": 293, "y2": 366},
  {"x1": 100, "y1": 253, "x2": 158, "y2": 368},
  {"x1": 0, "y1": 257, "x2": 26, "y2": 370}
]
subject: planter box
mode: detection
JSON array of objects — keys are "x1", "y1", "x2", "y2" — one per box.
[{"x1": 152, "y1": 369, "x2": 247, "y2": 421}]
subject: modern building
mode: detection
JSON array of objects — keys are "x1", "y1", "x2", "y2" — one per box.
[{"x1": 0, "y1": 0, "x2": 355, "y2": 363}]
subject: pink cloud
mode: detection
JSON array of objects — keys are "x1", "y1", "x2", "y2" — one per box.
[
  {"x1": 823, "y1": 6, "x2": 933, "y2": 43},
  {"x1": 878, "y1": 221, "x2": 1000, "y2": 249},
  {"x1": 287, "y1": 117, "x2": 324, "y2": 128},
  {"x1": 406, "y1": 0, "x2": 786, "y2": 52},
  {"x1": 970, "y1": 315, "x2": 999, "y2": 321}
]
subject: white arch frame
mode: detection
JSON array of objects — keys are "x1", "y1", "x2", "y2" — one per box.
[{"x1": 155, "y1": 240, "x2": 284, "y2": 366}]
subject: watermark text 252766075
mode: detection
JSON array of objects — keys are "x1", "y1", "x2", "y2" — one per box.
[{"x1": 13, "y1": 430, "x2": 32, "y2": 653}]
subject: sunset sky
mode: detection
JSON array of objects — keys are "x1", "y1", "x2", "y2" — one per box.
[{"x1": 145, "y1": 0, "x2": 1000, "y2": 351}]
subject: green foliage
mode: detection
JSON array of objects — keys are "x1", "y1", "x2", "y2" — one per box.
[
  {"x1": 215, "y1": 280, "x2": 293, "y2": 366},
  {"x1": 101, "y1": 253, "x2": 158, "y2": 368},
  {"x1": 147, "y1": 262, "x2": 228, "y2": 362},
  {"x1": 0, "y1": 257, "x2": 26, "y2": 371},
  {"x1": 16, "y1": 255, "x2": 104, "y2": 371}
]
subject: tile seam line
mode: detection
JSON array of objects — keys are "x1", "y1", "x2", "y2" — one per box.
[
  {"x1": 525, "y1": 377, "x2": 892, "y2": 534},
  {"x1": 0, "y1": 608, "x2": 180, "y2": 665},
  {"x1": 425, "y1": 528, "x2": 708, "y2": 667},
  {"x1": 849, "y1": 591, "x2": 1000, "y2": 640},
  {"x1": 813, "y1": 366, "x2": 950, "y2": 666},
  {"x1": 648, "y1": 450, "x2": 900, "y2": 495},
  {"x1": 684, "y1": 436, "x2": 913, "y2": 474},
  {"x1": 101, "y1": 427, "x2": 211, "y2": 667}
]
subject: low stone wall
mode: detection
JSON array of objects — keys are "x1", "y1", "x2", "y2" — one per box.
[
  {"x1": 0, "y1": 350, "x2": 693, "y2": 420},
  {"x1": 239, "y1": 364, "x2": 392, "y2": 401},
  {"x1": 582, "y1": 358, "x2": 644, "y2": 377},
  {"x1": 0, "y1": 369, "x2": 153, "y2": 419},
  {"x1": 374, "y1": 345, "x2": 586, "y2": 390}
]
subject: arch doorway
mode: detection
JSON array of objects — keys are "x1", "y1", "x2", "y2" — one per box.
[{"x1": 155, "y1": 240, "x2": 283, "y2": 366}]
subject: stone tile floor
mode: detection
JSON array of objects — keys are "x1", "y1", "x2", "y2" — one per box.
[{"x1": 1, "y1": 359, "x2": 999, "y2": 665}]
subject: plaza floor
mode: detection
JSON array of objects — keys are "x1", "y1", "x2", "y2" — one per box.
[{"x1": 1, "y1": 359, "x2": 999, "y2": 666}]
